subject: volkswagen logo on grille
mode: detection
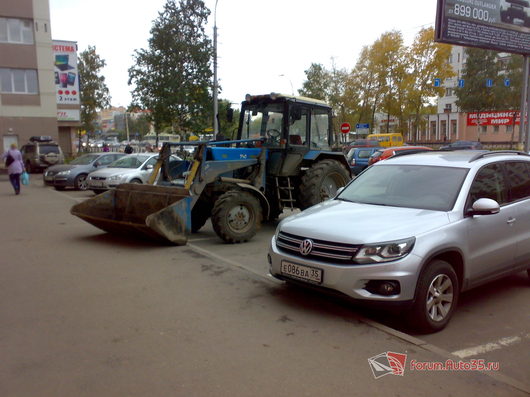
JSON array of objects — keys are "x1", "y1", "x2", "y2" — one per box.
[{"x1": 299, "y1": 239, "x2": 313, "y2": 256}]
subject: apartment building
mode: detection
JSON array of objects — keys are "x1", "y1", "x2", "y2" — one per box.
[
  {"x1": 424, "y1": 46, "x2": 522, "y2": 147},
  {"x1": 0, "y1": 0, "x2": 79, "y2": 156}
]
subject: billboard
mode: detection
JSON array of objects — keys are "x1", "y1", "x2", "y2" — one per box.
[
  {"x1": 52, "y1": 40, "x2": 80, "y2": 106},
  {"x1": 435, "y1": 0, "x2": 530, "y2": 54}
]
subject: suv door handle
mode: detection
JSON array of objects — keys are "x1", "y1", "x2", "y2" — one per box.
[{"x1": 507, "y1": 217, "x2": 516, "y2": 225}]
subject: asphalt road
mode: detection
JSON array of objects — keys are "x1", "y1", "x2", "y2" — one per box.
[{"x1": 1, "y1": 176, "x2": 529, "y2": 396}]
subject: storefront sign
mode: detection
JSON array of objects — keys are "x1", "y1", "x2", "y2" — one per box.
[
  {"x1": 467, "y1": 111, "x2": 520, "y2": 126},
  {"x1": 57, "y1": 109, "x2": 80, "y2": 121}
]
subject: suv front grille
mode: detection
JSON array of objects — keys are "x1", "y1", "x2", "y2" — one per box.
[{"x1": 276, "y1": 231, "x2": 360, "y2": 264}]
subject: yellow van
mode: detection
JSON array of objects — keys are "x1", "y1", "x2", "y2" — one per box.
[{"x1": 366, "y1": 133, "x2": 403, "y2": 148}]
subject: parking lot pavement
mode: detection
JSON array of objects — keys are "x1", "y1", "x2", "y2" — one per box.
[{"x1": 1, "y1": 178, "x2": 528, "y2": 396}]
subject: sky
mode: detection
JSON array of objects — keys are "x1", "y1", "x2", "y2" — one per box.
[{"x1": 49, "y1": 0, "x2": 437, "y2": 108}]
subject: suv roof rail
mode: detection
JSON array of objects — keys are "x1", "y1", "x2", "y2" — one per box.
[{"x1": 469, "y1": 150, "x2": 530, "y2": 162}]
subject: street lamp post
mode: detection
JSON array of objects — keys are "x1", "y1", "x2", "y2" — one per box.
[
  {"x1": 213, "y1": 0, "x2": 219, "y2": 139},
  {"x1": 279, "y1": 74, "x2": 294, "y2": 96},
  {"x1": 125, "y1": 112, "x2": 130, "y2": 142}
]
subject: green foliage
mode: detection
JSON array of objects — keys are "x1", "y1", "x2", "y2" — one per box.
[
  {"x1": 78, "y1": 46, "x2": 111, "y2": 135},
  {"x1": 303, "y1": 28, "x2": 452, "y2": 135},
  {"x1": 218, "y1": 99, "x2": 239, "y2": 139},
  {"x1": 298, "y1": 63, "x2": 330, "y2": 100},
  {"x1": 128, "y1": 0, "x2": 213, "y2": 135},
  {"x1": 455, "y1": 48, "x2": 503, "y2": 113}
]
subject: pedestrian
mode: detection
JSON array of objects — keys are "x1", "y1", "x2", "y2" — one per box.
[
  {"x1": 102, "y1": 143, "x2": 110, "y2": 152},
  {"x1": 124, "y1": 144, "x2": 133, "y2": 154},
  {"x1": 2, "y1": 143, "x2": 25, "y2": 195}
]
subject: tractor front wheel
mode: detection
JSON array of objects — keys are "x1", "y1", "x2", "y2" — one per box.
[{"x1": 211, "y1": 190, "x2": 262, "y2": 243}]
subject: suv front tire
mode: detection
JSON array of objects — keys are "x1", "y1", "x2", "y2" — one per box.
[{"x1": 409, "y1": 260, "x2": 459, "y2": 333}]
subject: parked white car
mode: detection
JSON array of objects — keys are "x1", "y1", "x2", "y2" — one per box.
[{"x1": 87, "y1": 154, "x2": 179, "y2": 193}]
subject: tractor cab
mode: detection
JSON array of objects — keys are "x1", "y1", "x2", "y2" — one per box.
[{"x1": 238, "y1": 93, "x2": 333, "y2": 176}]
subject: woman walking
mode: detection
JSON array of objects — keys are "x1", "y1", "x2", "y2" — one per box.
[{"x1": 2, "y1": 143, "x2": 25, "y2": 195}]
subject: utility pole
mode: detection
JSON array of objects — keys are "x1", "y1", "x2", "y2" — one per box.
[
  {"x1": 125, "y1": 112, "x2": 130, "y2": 142},
  {"x1": 213, "y1": 0, "x2": 219, "y2": 139}
]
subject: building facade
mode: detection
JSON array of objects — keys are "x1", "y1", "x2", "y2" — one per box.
[
  {"x1": 426, "y1": 45, "x2": 523, "y2": 148},
  {"x1": 0, "y1": 0, "x2": 80, "y2": 156}
]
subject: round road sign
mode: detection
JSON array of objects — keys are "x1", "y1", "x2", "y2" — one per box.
[{"x1": 340, "y1": 122, "x2": 350, "y2": 134}]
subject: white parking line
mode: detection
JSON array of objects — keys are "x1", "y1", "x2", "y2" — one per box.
[{"x1": 452, "y1": 333, "x2": 530, "y2": 358}]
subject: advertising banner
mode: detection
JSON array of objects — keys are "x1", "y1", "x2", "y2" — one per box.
[
  {"x1": 435, "y1": 0, "x2": 530, "y2": 54},
  {"x1": 466, "y1": 110, "x2": 521, "y2": 126},
  {"x1": 57, "y1": 109, "x2": 81, "y2": 121},
  {"x1": 52, "y1": 40, "x2": 80, "y2": 106}
]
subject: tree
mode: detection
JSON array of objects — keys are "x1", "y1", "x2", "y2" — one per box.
[
  {"x1": 455, "y1": 48, "x2": 503, "y2": 140},
  {"x1": 406, "y1": 27, "x2": 453, "y2": 140},
  {"x1": 344, "y1": 45, "x2": 383, "y2": 133},
  {"x1": 78, "y1": 45, "x2": 111, "y2": 141},
  {"x1": 128, "y1": 0, "x2": 212, "y2": 141},
  {"x1": 298, "y1": 63, "x2": 330, "y2": 100},
  {"x1": 370, "y1": 31, "x2": 409, "y2": 133}
]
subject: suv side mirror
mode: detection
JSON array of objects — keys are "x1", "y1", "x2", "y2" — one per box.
[
  {"x1": 145, "y1": 164, "x2": 154, "y2": 170},
  {"x1": 467, "y1": 198, "x2": 500, "y2": 216}
]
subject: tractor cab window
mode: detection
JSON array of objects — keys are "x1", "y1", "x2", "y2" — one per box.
[
  {"x1": 310, "y1": 109, "x2": 330, "y2": 150},
  {"x1": 289, "y1": 108, "x2": 307, "y2": 146},
  {"x1": 241, "y1": 104, "x2": 283, "y2": 145}
]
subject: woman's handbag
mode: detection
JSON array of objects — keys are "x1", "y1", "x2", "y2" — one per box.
[{"x1": 21, "y1": 171, "x2": 29, "y2": 185}]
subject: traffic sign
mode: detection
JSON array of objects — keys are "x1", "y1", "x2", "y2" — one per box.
[
  {"x1": 504, "y1": 78, "x2": 511, "y2": 87},
  {"x1": 356, "y1": 123, "x2": 370, "y2": 129},
  {"x1": 486, "y1": 79, "x2": 493, "y2": 87},
  {"x1": 458, "y1": 79, "x2": 465, "y2": 88},
  {"x1": 340, "y1": 122, "x2": 351, "y2": 134},
  {"x1": 434, "y1": 78, "x2": 441, "y2": 87}
]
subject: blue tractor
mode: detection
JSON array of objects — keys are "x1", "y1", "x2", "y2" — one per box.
[{"x1": 71, "y1": 94, "x2": 351, "y2": 244}]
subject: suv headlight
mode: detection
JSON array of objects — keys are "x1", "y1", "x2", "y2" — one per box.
[{"x1": 354, "y1": 237, "x2": 415, "y2": 264}]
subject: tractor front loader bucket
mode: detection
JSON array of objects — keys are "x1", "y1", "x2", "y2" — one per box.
[{"x1": 71, "y1": 183, "x2": 192, "y2": 245}]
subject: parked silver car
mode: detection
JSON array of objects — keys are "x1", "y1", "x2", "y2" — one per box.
[
  {"x1": 268, "y1": 150, "x2": 530, "y2": 333},
  {"x1": 87, "y1": 153, "x2": 180, "y2": 194},
  {"x1": 43, "y1": 152, "x2": 125, "y2": 190}
]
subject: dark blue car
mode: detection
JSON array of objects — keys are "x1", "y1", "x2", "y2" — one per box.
[{"x1": 346, "y1": 147, "x2": 380, "y2": 175}]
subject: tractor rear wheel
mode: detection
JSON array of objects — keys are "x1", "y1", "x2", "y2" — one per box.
[
  {"x1": 298, "y1": 159, "x2": 350, "y2": 210},
  {"x1": 211, "y1": 190, "x2": 262, "y2": 243}
]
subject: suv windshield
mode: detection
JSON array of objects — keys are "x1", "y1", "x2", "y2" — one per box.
[
  {"x1": 109, "y1": 155, "x2": 150, "y2": 168},
  {"x1": 70, "y1": 154, "x2": 99, "y2": 165},
  {"x1": 39, "y1": 144, "x2": 60, "y2": 154},
  {"x1": 338, "y1": 164, "x2": 469, "y2": 211}
]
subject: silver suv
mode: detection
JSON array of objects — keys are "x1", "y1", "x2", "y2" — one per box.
[{"x1": 268, "y1": 151, "x2": 530, "y2": 333}]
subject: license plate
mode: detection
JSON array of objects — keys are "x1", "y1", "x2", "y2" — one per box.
[
  {"x1": 90, "y1": 181, "x2": 104, "y2": 187},
  {"x1": 44, "y1": 176, "x2": 54, "y2": 181},
  {"x1": 280, "y1": 261, "x2": 323, "y2": 284}
]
